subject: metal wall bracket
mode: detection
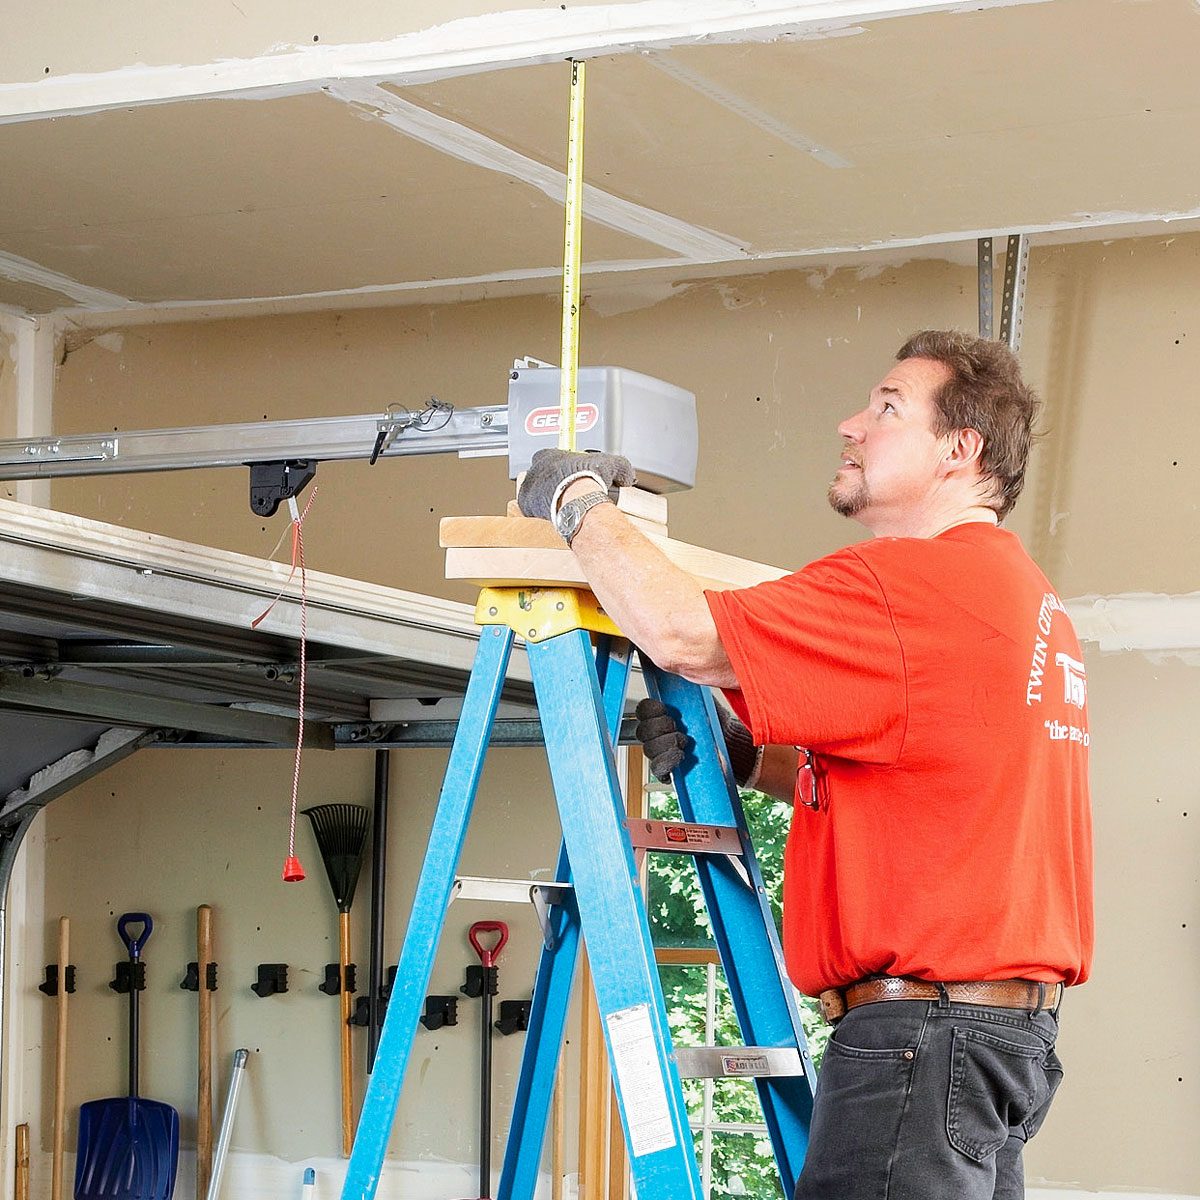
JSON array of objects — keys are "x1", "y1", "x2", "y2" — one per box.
[{"x1": 978, "y1": 233, "x2": 1031, "y2": 352}]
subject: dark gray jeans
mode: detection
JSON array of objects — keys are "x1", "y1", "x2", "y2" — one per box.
[{"x1": 794, "y1": 999, "x2": 1063, "y2": 1200}]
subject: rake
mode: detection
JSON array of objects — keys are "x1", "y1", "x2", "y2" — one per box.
[{"x1": 303, "y1": 803, "x2": 371, "y2": 1156}]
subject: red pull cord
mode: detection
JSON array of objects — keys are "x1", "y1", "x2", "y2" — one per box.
[{"x1": 251, "y1": 488, "x2": 318, "y2": 883}]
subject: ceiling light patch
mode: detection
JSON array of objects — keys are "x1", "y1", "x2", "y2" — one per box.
[{"x1": 649, "y1": 55, "x2": 851, "y2": 169}]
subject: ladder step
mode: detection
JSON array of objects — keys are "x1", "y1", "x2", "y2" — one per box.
[
  {"x1": 450, "y1": 876, "x2": 571, "y2": 905},
  {"x1": 451, "y1": 876, "x2": 573, "y2": 951},
  {"x1": 625, "y1": 818, "x2": 742, "y2": 856},
  {"x1": 674, "y1": 1046, "x2": 807, "y2": 1080}
]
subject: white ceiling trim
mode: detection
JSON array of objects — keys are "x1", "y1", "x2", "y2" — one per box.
[
  {"x1": 324, "y1": 82, "x2": 746, "y2": 260},
  {"x1": 56, "y1": 260, "x2": 671, "y2": 327},
  {"x1": 49, "y1": 202, "x2": 1200, "y2": 329},
  {"x1": 0, "y1": 0, "x2": 1053, "y2": 124},
  {"x1": 648, "y1": 54, "x2": 852, "y2": 168},
  {"x1": 1068, "y1": 592, "x2": 1200, "y2": 656},
  {"x1": 0, "y1": 250, "x2": 132, "y2": 309}
]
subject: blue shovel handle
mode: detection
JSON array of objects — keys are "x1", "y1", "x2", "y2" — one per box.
[{"x1": 117, "y1": 912, "x2": 153, "y2": 961}]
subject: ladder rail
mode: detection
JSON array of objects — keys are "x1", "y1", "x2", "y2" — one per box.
[
  {"x1": 530, "y1": 631, "x2": 704, "y2": 1200},
  {"x1": 498, "y1": 636, "x2": 632, "y2": 1200},
  {"x1": 650, "y1": 666, "x2": 816, "y2": 1192},
  {"x1": 342, "y1": 625, "x2": 514, "y2": 1200},
  {"x1": 344, "y1": 622, "x2": 814, "y2": 1200}
]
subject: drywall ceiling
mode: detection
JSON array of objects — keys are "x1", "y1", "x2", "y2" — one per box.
[{"x1": 1, "y1": 0, "x2": 1198, "y2": 319}]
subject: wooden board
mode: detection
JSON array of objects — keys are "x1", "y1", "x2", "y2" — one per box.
[
  {"x1": 504, "y1": 486, "x2": 668, "y2": 536},
  {"x1": 441, "y1": 518, "x2": 788, "y2": 592}
]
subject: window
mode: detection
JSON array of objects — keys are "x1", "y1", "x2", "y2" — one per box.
[{"x1": 647, "y1": 786, "x2": 831, "y2": 1199}]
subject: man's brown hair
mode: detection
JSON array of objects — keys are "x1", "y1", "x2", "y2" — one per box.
[{"x1": 896, "y1": 329, "x2": 1040, "y2": 521}]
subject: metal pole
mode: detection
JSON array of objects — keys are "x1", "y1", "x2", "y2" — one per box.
[
  {"x1": 206, "y1": 1049, "x2": 249, "y2": 1200},
  {"x1": 999, "y1": 233, "x2": 1031, "y2": 354},
  {"x1": 480, "y1": 983, "x2": 493, "y2": 1199},
  {"x1": 977, "y1": 237, "x2": 994, "y2": 339},
  {"x1": 367, "y1": 749, "x2": 390, "y2": 1072}
]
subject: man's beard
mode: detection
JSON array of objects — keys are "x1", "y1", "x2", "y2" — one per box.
[{"x1": 828, "y1": 472, "x2": 870, "y2": 517}]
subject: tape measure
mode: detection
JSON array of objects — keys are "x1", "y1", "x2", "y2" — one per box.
[{"x1": 558, "y1": 59, "x2": 586, "y2": 452}]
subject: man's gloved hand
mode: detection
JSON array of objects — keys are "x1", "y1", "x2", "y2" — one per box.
[
  {"x1": 634, "y1": 697, "x2": 762, "y2": 787},
  {"x1": 516, "y1": 448, "x2": 637, "y2": 521},
  {"x1": 635, "y1": 698, "x2": 689, "y2": 782}
]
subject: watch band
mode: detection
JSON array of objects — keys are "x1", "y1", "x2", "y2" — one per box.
[{"x1": 555, "y1": 489, "x2": 612, "y2": 546}]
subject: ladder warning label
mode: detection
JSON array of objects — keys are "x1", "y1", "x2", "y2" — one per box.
[{"x1": 605, "y1": 1004, "x2": 677, "y2": 1158}]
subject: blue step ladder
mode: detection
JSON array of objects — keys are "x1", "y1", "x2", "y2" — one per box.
[{"x1": 342, "y1": 586, "x2": 816, "y2": 1200}]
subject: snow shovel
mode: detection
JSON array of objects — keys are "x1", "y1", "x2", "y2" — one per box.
[{"x1": 76, "y1": 912, "x2": 180, "y2": 1200}]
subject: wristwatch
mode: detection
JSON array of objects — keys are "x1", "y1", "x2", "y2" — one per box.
[{"x1": 554, "y1": 489, "x2": 612, "y2": 546}]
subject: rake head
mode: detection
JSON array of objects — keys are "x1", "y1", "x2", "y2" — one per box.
[{"x1": 302, "y1": 804, "x2": 371, "y2": 913}]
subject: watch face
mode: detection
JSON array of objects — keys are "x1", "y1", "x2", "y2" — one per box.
[
  {"x1": 557, "y1": 491, "x2": 609, "y2": 544},
  {"x1": 558, "y1": 507, "x2": 579, "y2": 538}
]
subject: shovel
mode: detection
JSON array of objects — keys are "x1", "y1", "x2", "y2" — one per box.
[
  {"x1": 462, "y1": 921, "x2": 508, "y2": 1200},
  {"x1": 75, "y1": 912, "x2": 180, "y2": 1200}
]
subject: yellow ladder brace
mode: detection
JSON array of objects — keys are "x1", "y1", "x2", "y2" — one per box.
[{"x1": 475, "y1": 586, "x2": 621, "y2": 642}]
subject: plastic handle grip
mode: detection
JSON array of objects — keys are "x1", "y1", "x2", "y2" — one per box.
[
  {"x1": 116, "y1": 912, "x2": 153, "y2": 960},
  {"x1": 468, "y1": 921, "x2": 509, "y2": 967}
]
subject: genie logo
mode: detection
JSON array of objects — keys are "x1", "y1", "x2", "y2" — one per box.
[{"x1": 524, "y1": 404, "x2": 599, "y2": 437}]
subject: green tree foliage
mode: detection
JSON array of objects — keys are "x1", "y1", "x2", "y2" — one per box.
[{"x1": 647, "y1": 788, "x2": 831, "y2": 1199}]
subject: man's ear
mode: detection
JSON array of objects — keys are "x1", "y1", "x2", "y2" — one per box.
[{"x1": 942, "y1": 427, "x2": 985, "y2": 476}]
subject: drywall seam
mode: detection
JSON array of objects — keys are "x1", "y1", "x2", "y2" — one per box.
[
  {"x1": 1066, "y1": 592, "x2": 1200, "y2": 658},
  {"x1": 50, "y1": 205, "x2": 1200, "y2": 328},
  {"x1": 648, "y1": 54, "x2": 852, "y2": 168},
  {"x1": 0, "y1": 0, "x2": 1053, "y2": 123},
  {"x1": 324, "y1": 82, "x2": 746, "y2": 259},
  {"x1": 0, "y1": 250, "x2": 132, "y2": 309}
]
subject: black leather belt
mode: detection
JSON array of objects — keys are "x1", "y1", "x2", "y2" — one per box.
[{"x1": 818, "y1": 977, "x2": 1064, "y2": 1023}]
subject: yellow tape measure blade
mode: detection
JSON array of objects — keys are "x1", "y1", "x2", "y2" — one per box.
[{"x1": 558, "y1": 59, "x2": 586, "y2": 451}]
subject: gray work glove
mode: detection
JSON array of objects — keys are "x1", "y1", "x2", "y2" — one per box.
[
  {"x1": 635, "y1": 698, "x2": 690, "y2": 782},
  {"x1": 634, "y1": 697, "x2": 760, "y2": 786},
  {"x1": 517, "y1": 448, "x2": 637, "y2": 521}
]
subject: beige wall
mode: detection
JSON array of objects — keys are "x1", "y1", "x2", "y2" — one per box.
[
  {"x1": 34, "y1": 744, "x2": 571, "y2": 1192},
  {"x1": 0, "y1": 324, "x2": 16, "y2": 443},
  {"x1": 16, "y1": 230, "x2": 1200, "y2": 1193}
]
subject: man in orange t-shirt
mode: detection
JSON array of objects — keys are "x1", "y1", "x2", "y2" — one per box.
[{"x1": 518, "y1": 330, "x2": 1093, "y2": 1199}]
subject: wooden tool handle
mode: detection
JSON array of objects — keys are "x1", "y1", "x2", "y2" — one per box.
[
  {"x1": 339, "y1": 911, "x2": 354, "y2": 1157},
  {"x1": 51, "y1": 917, "x2": 68, "y2": 1200},
  {"x1": 16, "y1": 1122, "x2": 30, "y2": 1200},
  {"x1": 197, "y1": 905, "x2": 214, "y2": 1200},
  {"x1": 551, "y1": 1070, "x2": 564, "y2": 1200}
]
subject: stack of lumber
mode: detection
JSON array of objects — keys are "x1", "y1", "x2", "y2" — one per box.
[{"x1": 440, "y1": 489, "x2": 788, "y2": 592}]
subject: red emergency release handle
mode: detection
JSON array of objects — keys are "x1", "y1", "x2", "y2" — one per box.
[{"x1": 468, "y1": 920, "x2": 509, "y2": 967}]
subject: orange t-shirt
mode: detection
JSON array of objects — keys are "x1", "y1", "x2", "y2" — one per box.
[{"x1": 706, "y1": 523, "x2": 1093, "y2": 997}]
